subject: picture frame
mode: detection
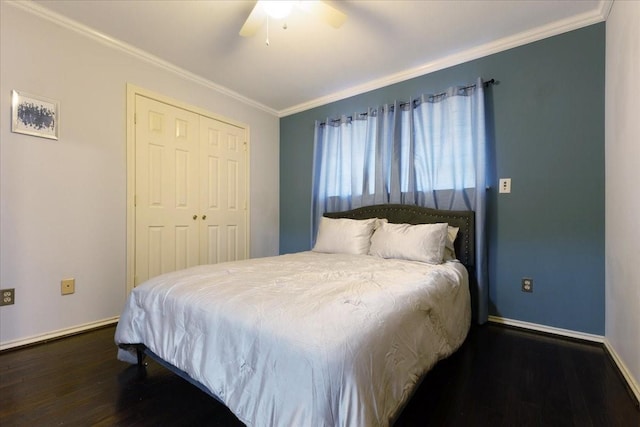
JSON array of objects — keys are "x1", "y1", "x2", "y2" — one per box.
[{"x1": 11, "y1": 90, "x2": 59, "y2": 140}]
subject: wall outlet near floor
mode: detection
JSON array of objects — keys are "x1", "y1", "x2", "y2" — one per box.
[
  {"x1": 61, "y1": 278, "x2": 75, "y2": 295},
  {"x1": 1, "y1": 288, "x2": 15, "y2": 306},
  {"x1": 522, "y1": 277, "x2": 533, "y2": 293}
]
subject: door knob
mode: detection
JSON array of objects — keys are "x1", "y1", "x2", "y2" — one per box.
[
  {"x1": 193, "y1": 215, "x2": 198, "y2": 220},
  {"x1": 202, "y1": 215, "x2": 207, "y2": 220}
]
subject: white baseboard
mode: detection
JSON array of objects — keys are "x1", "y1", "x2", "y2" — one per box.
[
  {"x1": 489, "y1": 315, "x2": 639, "y2": 405},
  {"x1": 488, "y1": 315, "x2": 604, "y2": 342},
  {"x1": 603, "y1": 339, "x2": 640, "y2": 404},
  {"x1": 0, "y1": 316, "x2": 119, "y2": 351}
]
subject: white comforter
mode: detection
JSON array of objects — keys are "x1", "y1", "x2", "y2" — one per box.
[{"x1": 115, "y1": 252, "x2": 471, "y2": 427}]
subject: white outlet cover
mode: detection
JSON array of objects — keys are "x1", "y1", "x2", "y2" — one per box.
[{"x1": 499, "y1": 178, "x2": 511, "y2": 193}]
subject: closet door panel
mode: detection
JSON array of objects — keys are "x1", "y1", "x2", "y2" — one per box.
[
  {"x1": 199, "y1": 116, "x2": 248, "y2": 264},
  {"x1": 135, "y1": 95, "x2": 200, "y2": 284}
]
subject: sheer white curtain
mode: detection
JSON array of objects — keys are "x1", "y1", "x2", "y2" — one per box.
[{"x1": 311, "y1": 78, "x2": 488, "y2": 322}]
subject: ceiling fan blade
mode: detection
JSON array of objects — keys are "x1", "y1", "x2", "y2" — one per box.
[
  {"x1": 240, "y1": 2, "x2": 266, "y2": 37},
  {"x1": 307, "y1": 1, "x2": 347, "y2": 28}
]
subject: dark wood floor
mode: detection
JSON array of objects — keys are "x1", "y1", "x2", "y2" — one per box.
[{"x1": 1, "y1": 323, "x2": 638, "y2": 426}]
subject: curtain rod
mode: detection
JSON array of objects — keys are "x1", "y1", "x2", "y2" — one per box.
[
  {"x1": 399, "y1": 78, "x2": 496, "y2": 107},
  {"x1": 321, "y1": 78, "x2": 496, "y2": 126}
]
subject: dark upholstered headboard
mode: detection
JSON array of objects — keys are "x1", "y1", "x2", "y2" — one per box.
[{"x1": 324, "y1": 204, "x2": 475, "y2": 269}]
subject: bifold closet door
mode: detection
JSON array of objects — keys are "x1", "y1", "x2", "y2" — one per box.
[
  {"x1": 134, "y1": 95, "x2": 248, "y2": 285},
  {"x1": 134, "y1": 95, "x2": 200, "y2": 284},
  {"x1": 199, "y1": 116, "x2": 248, "y2": 264}
]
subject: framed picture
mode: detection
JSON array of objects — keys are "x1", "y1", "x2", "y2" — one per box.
[{"x1": 11, "y1": 90, "x2": 59, "y2": 140}]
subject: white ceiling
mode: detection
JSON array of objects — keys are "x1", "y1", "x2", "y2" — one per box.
[{"x1": 25, "y1": 0, "x2": 611, "y2": 116}]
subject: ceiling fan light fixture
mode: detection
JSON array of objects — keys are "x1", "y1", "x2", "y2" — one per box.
[
  {"x1": 240, "y1": 1, "x2": 345, "y2": 38},
  {"x1": 261, "y1": 0, "x2": 295, "y2": 20}
]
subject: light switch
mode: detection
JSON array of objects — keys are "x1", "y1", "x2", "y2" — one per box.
[{"x1": 499, "y1": 178, "x2": 511, "y2": 194}]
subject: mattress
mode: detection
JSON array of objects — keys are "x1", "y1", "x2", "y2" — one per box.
[{"x1": 115, "y1": 251, "x2": 471, "y2": 426}]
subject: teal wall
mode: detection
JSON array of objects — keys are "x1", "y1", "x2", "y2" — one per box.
[{"x1": 280, "y1": 24, "x2": 605, "y2": 334}]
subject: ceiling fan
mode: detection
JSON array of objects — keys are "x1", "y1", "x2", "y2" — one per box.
[{"x1": 239, "y1": 1, "x2": 347, "y2": 39}]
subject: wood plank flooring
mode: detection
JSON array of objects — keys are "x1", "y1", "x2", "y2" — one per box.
[{"x1": 1, "y1": 323, "x2": 638, "y2": 426}]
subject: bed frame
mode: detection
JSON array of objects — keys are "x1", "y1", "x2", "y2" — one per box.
[{"x1": 123, "y1": 203, "x2": 476, "y2": 416}]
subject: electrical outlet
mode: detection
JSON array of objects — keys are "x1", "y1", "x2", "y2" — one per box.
[
  {"x1": 1, "y1": 288, "x2": 15, "y2": 306},
  {"x1": 499, "y1": 178, "x2": 511, "y2": 193},
  {"x1": 61, "y1": 278, "x2": 75, "y2": 295},
  {"x1": 522, "y1": 277, "x2": 533, "y2": 293}
]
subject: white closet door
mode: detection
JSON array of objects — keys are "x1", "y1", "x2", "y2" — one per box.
[
  {"x1": 135, "y1": 95, "x2": 200, "y2": 284},
  {"x1": 199, "y1": 116, "x2": 248, "y2": 264}
]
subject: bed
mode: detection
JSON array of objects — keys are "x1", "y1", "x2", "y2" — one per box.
[{"x1": 115, "y1": 204, "x2": 475, "y2": 427}]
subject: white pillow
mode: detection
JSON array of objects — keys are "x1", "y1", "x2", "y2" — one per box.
[
  {"x1": 312, "y1": 217, "x2": 377, "y2": 255},
  {"x1": 444, "y1": 226, "x2": 459, "y2": 261},
  {"x1": 369, "y1": 222, "x2": 449, "y2": 264}
]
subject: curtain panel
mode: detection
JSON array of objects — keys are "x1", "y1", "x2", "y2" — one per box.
[{"x1": 311, "y1": 77, "x2": 488, "y2": 323}]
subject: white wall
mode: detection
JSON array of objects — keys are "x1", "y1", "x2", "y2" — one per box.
[
  {"x1": 0, "y1": 3, "x2": 279, "y2": 345},
  {"x1": 605, "y1": 0, "x2": 640, "y2": 399}
]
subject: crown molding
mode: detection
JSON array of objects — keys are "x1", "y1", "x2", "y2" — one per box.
[
  {"x1": 6, "y1": 0, "x2": 279, "y2": 117},
  {"x1": 600, "y1": 0, "x2": 615, "y2": 20},
  {"x1": 279, "y1": 1, "x2": 611, "y2": 117},
  {"x1": 7, "y1": 0, "x2": 610, "y2": 119}
]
